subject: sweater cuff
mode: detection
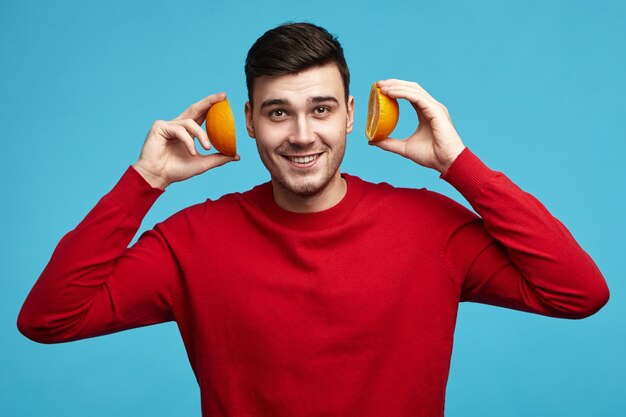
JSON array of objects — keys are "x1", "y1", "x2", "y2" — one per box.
[
  {"x1": 106, "y1": 166, "x2": 164, "y2": 220},
  {"x1": 439, "y1": 148, "x2": 497, "y2": 201}
]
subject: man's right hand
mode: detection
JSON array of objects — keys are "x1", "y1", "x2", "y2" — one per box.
[{"x1": 133, "y1": 92, "x2": 240, "y2": 189}]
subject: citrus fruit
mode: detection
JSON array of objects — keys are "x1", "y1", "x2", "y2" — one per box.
[
  {"x1": 205, "y1": 99, "x2": 237, "y2": 156},
  {"x1": 365, "y1": 83, "x2": 399, "y2": 142}
]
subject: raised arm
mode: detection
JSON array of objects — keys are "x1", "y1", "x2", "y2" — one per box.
[
  {"x1": 370, "y1": 79, "x2": 609, "y2": 318},
  {"x1": 18, "y1": 93, "x2": 239, "y2": 343},
  {"x1": 441, "y1": 148, "x2": 608, "y2": 318}
]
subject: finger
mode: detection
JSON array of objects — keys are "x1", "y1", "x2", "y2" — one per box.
[
  {"x1": 377, "y1": 79, "x2": 436, "y2": 102},
  {"x1": 175, "y1": 118, "x2": 211, "y2": 150},
  {"x1": 380, "y1": 85, "x2": 430, "y2": 126},
  {"x1": 176, "y1": 92, "x2": 227, "y2": 125},
  {"x1": 379, "y1": 84, "x2": 436, "y2": 105},
  {"x1": 385, "y1": 85, "x2": 454, "y2": 125},
  {"x1": 193, "y1": 153, "x2": 241, "y2": 173},
  {"x1": 164, "y1": 124, "x2": 197, "y2": 156},
  {"x1": 368, "y1": 137, "x2": 408, "y2": 157},
  {"x1": 379, "y1": 79, "x2": 441, "y2": 112},
  {"x1": 384, "y1": 86, "x2": 448, "y2": 124}
]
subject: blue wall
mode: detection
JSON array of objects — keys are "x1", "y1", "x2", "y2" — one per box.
[{"x1": 2, "y1": 1, "x2": 624, "y2": 415}]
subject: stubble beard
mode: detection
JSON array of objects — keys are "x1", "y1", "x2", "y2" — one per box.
[{"x1": 258, "y1": 140, "x2": 346, "y2": 198}]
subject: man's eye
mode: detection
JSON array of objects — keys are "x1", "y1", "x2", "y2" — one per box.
[
  {"x1": 270, "y1": 109, "x2": 285, "y2": 118},
  {"x1": 315, "y1": 106, "x2": 328, "y2": 114}
]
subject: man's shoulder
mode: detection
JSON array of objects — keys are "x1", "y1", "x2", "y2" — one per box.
[
  {"x1": 343, "y1": 173, "x2": 476, "y2": 221},
  {"x1": 160, "y1": 181, "x2": 270, "y2": 224},
  {"x1": 195, "y1": 180, "x2": 272, "y2": 214},
  {"x1": 343, "y1": 172, "x2": 432, "y2": 202}
]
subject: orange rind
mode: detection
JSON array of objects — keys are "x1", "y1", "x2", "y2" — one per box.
[
  {"x1": 205, "y1": 99, "x2": 237, "y2": 156},
  {"x1": 366, "y1": 83, "x2": 399, "y2": 142}
]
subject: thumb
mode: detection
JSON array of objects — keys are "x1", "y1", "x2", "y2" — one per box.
[
  {"x1": 189, "y1": 153, "x2": 241, "y2": 176},
  {"x1": 369, "y1": 137, "x2": 407, "y2": 157}
]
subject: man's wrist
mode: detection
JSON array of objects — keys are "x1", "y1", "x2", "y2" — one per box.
[
  {"x1": 132, "y1": 163, "x2": 169, "y2": 190},
  {"x1": 436, "y1": 146, "x2": 467, "y2": 175},
  {"x1": 440, "y1": 148, "x2": 497, "y2": 201}
]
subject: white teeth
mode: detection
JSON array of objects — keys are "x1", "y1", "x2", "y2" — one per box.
[{"x1": 288, "y1": 154, "x2": 319, "y2": 164}]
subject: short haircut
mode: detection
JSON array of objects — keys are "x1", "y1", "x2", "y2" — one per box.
[{"x1": 244, "y1": 22, "x2": 350, "y2": 107}]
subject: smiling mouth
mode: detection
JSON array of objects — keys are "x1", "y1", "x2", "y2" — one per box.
[{"x1": 283, "y1": 153, "x2": 322, "y2": 165}]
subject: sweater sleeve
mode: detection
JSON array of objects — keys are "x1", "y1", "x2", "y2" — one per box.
[
  {"x1": 441, "y1": 148, "x2": 609, "y2": 319},
  {"x1": 17, "y1": 166, "x2": 186, "y2": 343}
]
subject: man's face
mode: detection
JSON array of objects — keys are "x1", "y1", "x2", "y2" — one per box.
[{"x1": 245, "y1": 63, "x2": 354, "y2": 201}]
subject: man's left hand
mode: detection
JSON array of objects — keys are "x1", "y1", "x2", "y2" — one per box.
[{"x1": 370, "y1": 79, "x2": 466, "y2": 174}]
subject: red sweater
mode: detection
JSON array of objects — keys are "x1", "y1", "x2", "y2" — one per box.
[{"x1": 18, "y1": 148, "x2": 609, "y2": 416}]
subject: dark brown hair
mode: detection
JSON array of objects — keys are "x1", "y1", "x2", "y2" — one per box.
[{"x1": 245, "y1": 22, "x2": 350, "y2": 107}]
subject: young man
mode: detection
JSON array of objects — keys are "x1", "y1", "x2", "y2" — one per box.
[{"x1": 18, "y1": 22, "x2": 609, "y2": 417}]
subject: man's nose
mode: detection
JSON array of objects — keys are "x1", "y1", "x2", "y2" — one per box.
[{"x1": 288, "y1": 114, "x2": 315, "y2": 146}]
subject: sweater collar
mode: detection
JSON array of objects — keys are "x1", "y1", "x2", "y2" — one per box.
[{"x1": 250, "y1": 173, "x2": 366, "y2": 231}]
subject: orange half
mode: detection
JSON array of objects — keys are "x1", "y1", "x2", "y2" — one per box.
[
  {"x1": 205, "y1": 99, "x2": 237, "y2": 156},
  {"x1": 366, "y1": 83, "x2": 399, "y2": 142}
]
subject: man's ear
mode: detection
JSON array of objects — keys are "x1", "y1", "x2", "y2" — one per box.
[
  {"x1": 346, "y1": 95, "x2": 355, "y2": 134},
  {"x1": 244, "y1": 101, "x2": 256, "y2": 139}
]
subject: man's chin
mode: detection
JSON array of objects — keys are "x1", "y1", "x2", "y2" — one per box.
[
  {"x1": 277, "y1": 178, "x2": 327, "y2": 198},
  {"x1": 273, "y1": 169, "x2": 340, "y2": 198}
]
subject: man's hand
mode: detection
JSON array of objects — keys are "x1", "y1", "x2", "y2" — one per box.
[
  {"x1": 133, "y1": 92, "x2": 240, "y2": 189},
  {"x1": 369, "y1": 79, "x2": 466, "y2": 174}
]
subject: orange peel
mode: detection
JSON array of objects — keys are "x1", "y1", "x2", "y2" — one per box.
[
  {"x1": 366, "y1": 83, "x2": 399, "y2": 142},
  {"x1": 205, "y1": 99, "x2": 237, "y2": 156}
]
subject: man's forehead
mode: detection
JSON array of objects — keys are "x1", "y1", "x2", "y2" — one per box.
[{"x1": 252, "y1": 64, "x2": 345, "y2": 106}]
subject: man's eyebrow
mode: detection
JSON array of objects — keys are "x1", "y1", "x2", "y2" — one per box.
[
  {"x1": 310, "y1": 96, "x2": 339, "y2": 105},
  {"x1": 260, "y1": 98, "x2": 289, "y2": 110},
  {"x1": 259, "y1": 96, "x2": 340, "y2": 110}
]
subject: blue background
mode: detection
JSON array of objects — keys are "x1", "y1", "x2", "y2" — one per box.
[{"x1": 2, "y1": 0, "x2": 624, "y2": 415}]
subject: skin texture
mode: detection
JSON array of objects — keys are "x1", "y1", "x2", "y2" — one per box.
[{"x1": 245, "y1": 63, "x2": 355, "y2": 213}]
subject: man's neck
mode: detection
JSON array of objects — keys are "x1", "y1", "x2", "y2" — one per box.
[{"x1": 272, "y1": 173, "x2": 347, "y2": 214}]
